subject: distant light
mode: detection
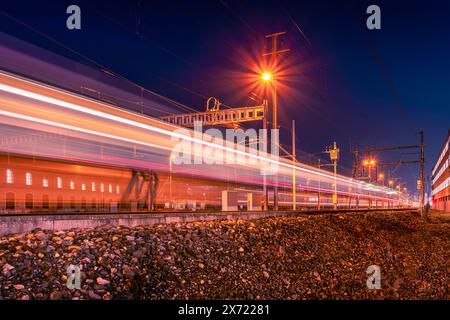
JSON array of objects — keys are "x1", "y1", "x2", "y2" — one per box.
[
  {"x1": 262, "y1": 72, "x2": 272, "y2": 81},
  {"x1": 362, "y1": 158, "x2": 376, "y2": 166}
]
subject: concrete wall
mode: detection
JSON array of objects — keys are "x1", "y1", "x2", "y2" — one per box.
[
  {"x1": 0, "y1": 211, "x2": 292, "y2": 236},
  {"x1": 0, "y1": 208, "x2": 415, "y2": 236}
]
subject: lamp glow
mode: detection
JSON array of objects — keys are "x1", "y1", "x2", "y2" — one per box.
[{"x1": 261, "y1": 72, "x2": 272, "y2": 81}]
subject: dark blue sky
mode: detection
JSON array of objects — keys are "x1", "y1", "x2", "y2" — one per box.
[{"x1": 1, "y1": 0, "x2": 449, "y2": 196}]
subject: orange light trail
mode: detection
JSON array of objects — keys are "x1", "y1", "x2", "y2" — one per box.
[{"x1": 0, "y1": 70, "x2": 414, "y2": 206}]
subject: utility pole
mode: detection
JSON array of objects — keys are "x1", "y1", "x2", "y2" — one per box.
[
  {"x1": 169, "y1": 154, "x2": 174, "y2": 209},
  {"x1": 333, "y1": 151, "x2": 338, "y2": 210},
  {"x1": 317, "y1": 159, "x2": 321, "y2": 210},
  {"x1": 263, "y1": 100, "x2": 269, "y2": 211},
  {"x1": 352, "y1": 148, "x2": 359, "y2": 178},
  {"x1": 326, "y1": 142, "x2": 340, "y2": 210},
  {"x1": 368, "y1": 154, "x2": 373, "y2": 182},
  {"x1": 263, "y1": 31, "x2": 289, "y2": 211},
  {"x1": 420, "y1": 130, "x2": 426, "y2": 218},
  {"x1": 292, "y1": 120, "x2": 296, "y2": 210}
]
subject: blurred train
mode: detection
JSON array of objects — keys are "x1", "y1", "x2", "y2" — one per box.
[
  {"x1": 0, "y1": 152, "x2": 219, "y2": 213},
  {"x1": 0, "y1": 152, "x2": 402, "y2": 214},
  {"x1": 0, "y1": 70, "x2": 410, "y2": 213}
]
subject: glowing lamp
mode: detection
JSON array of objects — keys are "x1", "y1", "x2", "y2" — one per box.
[{"x1": 261, "y1": 72, "x2": 272, "y2": 82}]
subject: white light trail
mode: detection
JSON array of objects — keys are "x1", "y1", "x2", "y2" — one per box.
[{"x1": 0, "y1": 71, "x2": 400, "y2": 197}]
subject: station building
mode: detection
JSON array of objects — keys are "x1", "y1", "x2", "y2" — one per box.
[{"x1": 431, "y1": 129, "x2": 450, "y2": 212}]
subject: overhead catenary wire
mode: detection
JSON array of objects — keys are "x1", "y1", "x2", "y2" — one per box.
[
  {"x1": 282, "y1": 7, "x2": 313, "y2": 47},
  {"x1": 96, "y1": 1, "x2": 275, "y2": 124},
  {"x1": 346, "y1": 3, "x2": 416, "y2": 133},
  {"x1": 0, "y1": 9, "x2": 200, "y2": 116},
  {"x1": 94, "y1": 7, "x2": 243, "y2": 113},
  {"x1": 1, "y1": 4, "x2": 359, "y2": 177},
  {"x1": 217, "y1": 0, "x2": 260, "y2": 41}
]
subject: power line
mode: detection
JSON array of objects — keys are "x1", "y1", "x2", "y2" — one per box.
[
  {"x1": 347, "y1": 3, "x2": 416, "y2": 133},
  {"x1": 95, "y1": 8, "x2": 243, "y2": 113},
  {"x1": 0, "y1": 9, "x2": 199, "y2": 115},
  {"x1": 217, "y1": 0, "x2": 260, "y2": 41},
  {"x1": 282, "y1": 8, "x2": 312, "y2": 47}
]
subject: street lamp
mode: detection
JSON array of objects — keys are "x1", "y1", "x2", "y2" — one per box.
[
  {"x1": 362, "y1": 158, "x2": 377, "y2": 182},
  {"x1": 169, "y1": 154, "x2": 176, "y2": 209},
  {"x1": 378, "y1": 173, "x2": 385, "y2": 185},
  {"x1": 261, "y1": 72, "x2": 272, "y2": 82}
]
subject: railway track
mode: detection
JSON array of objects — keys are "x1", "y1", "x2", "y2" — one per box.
[
  {"x1": 0, "y1": 207, "x2": 418, "y2": 236},
  {"x1": 0, "y1": 206, "x2": 416, "y2": 218}
]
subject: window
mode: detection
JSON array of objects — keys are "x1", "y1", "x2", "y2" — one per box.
[
  {"x1": 108, "y1": 184, "x2": 112, "y2": 193},
  {"x1": 81, "y1": 183, "x2": 86, "y2": 191},
  {"x1": 6, "y1": 169, "x2": 13, "y2": 184},
  {"x1": 91, "y1": 182, "x2": 96, "y2": 192},
  {"x1": 43, "y1": 179, "x2": 49, "y2": 188},
  {"x1": 25, "y1": 172, "x2": 32, "y2": 186},
  {"x1": 100, "y1": 183, "x2": 104, "y2": 193},
  {"x1": 57, "y1": 177, "x2": 62, "y2": 189},
  {"x1": 116, "y1": 185, "x2": 120, "y2": 194},
  {"x1": 70, "y1": 180, "x2": 75, "y2": 190}
]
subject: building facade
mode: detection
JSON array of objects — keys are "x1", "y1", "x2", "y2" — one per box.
[{"x1": 431, "y1": 129, "x2": 450, "y2": 212}]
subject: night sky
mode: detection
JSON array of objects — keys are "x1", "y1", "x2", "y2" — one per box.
[{"x1": 1, "y1": 0, "x2": 449, "y2": 196}]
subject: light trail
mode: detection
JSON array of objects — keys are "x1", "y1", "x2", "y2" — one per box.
[
  {"x1": 0, "y1": 72, "x2": 386, "y2": 188},
  {"x1": 0, "y1": 70, "x2": 411, "y2": 205},
  {"x1": 0, "y1": 109, "x2": 171, "y2": 154}
]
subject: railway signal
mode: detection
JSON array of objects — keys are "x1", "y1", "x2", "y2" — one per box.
[{"x1": 325, "y1": 141, "x2": 339, "y2": 210}]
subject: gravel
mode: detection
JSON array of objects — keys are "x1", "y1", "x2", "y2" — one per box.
[{"x1": 0, "y1": 210, "x2": 448, "y2": 300}]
